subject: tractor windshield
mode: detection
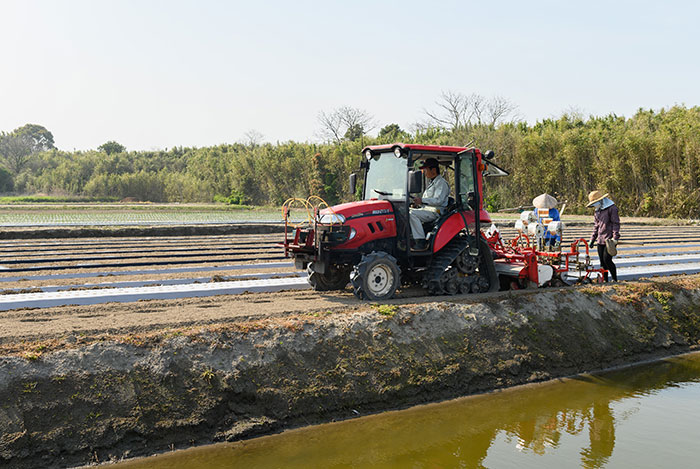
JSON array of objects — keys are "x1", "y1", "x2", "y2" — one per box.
[{"x1": 364, "y1": 152, "x2": 407, "y2": 200}]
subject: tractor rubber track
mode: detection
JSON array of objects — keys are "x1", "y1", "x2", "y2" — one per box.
[{"x1": 422, "y1": 236, "x2": 468, "y2": 295}]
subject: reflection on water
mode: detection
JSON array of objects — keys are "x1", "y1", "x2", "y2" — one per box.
[{"x1": 117, "y1": 353, "x2": 700, "y2": 469}]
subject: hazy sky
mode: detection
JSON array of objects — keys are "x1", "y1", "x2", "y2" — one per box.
[{"x1": 2, "y1": 0, "x2": 699, "y2": 151}]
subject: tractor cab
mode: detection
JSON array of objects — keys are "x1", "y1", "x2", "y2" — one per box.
[
  {"x1": 282, "y1": 143, "x2": 508, "y2": 300},
  {"x1": 353, "y1": 144, "x2": 507, "y2": 258}
]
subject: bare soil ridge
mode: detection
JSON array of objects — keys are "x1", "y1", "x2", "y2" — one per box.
[{"x1": 0, "y1": 224, "x2": 285, "y2": 239}]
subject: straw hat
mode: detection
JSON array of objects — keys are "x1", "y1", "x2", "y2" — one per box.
[
  {"x1": 586, "y1": 190, "x2": 609, "y2": 207},
  {"x1": 532, "y1": 193, "x2": 558, "y2": 209},
  {"x1": 605, "y1": 238, "x2": 618, "y2": 256}
]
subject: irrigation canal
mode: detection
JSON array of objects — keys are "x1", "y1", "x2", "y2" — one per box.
[
  {"x1": 2, "y1": 225, "x2": 700, "y2": 310},
  {"x1": 115, "y1": 351, "x2": 700, "y2": 469}
]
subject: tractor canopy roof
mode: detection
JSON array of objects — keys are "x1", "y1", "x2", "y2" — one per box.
[
  {"x1": 361, "y1": 143, "x2": 477, "y2": 166},
  {"x1": 361, "y1": 143, "x2": 508, "y2": 176},
  {"x1": 362, "y1": 143, "x2": 470, "y2": 156},
  {"x1": 363, "y1": 143, "x2": 470, "y2": 152}
]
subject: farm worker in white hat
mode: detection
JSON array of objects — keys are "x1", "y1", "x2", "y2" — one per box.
[{"x1": 532, "y1": 193, "x2": 561, "y2": 247}]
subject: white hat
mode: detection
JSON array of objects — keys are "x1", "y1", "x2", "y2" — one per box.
[{"x1": 532, "y1": 193, "x2": 558, "y2": 209}]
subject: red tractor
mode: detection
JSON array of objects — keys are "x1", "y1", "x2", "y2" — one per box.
[{"x1": 281, "y1": 143, "x2": 510, "y2": 300}]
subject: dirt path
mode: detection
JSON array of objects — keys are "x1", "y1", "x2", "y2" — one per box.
[
  {"x1": 0, "y1": 290, "x2": 361, "y2": 347},
  {"x1": 0, "y1": 284, "x2": 517, "y2": 353}
]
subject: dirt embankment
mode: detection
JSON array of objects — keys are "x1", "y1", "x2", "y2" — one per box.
[{"x1": 2, "y1": 277, "x2": 700, "y2": 468}]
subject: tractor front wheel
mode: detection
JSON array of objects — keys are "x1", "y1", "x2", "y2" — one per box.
[
  {"x1": 307, "y1": 263, "x2": 351, "y2": 291},
  {"x1": 350, "y1": 252, "x2": 400, "y2": 300}
]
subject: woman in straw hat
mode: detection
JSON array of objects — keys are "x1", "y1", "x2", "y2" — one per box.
[
  {"x1": 587, "y1": 190, "x2": 620, "y2": 281},
  {"x1": 532, "y1": 193, "x2": 560, "y2": 247}
]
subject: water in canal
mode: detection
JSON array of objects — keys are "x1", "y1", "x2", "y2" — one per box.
[{"x1": 118, "y1": 352, "x2": 700, "y2": 468}]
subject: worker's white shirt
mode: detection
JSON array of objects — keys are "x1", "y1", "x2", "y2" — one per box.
[{"x1": 420, "y1": 174, "x2": 450, "y2": 213}]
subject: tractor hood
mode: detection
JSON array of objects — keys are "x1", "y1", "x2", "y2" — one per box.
[{"x1": 320, "y1": 200, "x2": 393, "y2": 221}]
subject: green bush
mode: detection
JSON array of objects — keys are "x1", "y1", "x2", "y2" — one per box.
[
  {"x1": 214, "y1": 188, "x2": 249, "y2": 205},
  {"x1": 484, "y1": 193, "x2": 501, "y2": 212}
]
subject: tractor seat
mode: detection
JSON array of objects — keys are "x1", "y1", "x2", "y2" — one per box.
[{"x1": 422, "y1": 197, "x2": 456, "y2": 237}]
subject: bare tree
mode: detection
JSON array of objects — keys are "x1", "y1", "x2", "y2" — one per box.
[
  {"x1": 424, "y1": 91, "x2": 489, "y2": 129},
  {"x1": 425, "y1": 91, "x2": 518, "y2": 129},
  {"x1": 317, "y1": 106, "x2": 375, "y2": 144},
  {"x1": 424, "y1": 91, "x2": 471, "y2": 130},
  {"x1": 339, "y1": 106, "x2": 375, "y2": 136},
  {"x1": 317, "y1": 110, "x2": 344, "y2": 144},
  {"x1": 560, "y1": 105, "x2": 587, "y2": 122},
  {"x1": 471, "y1": 94, "x2": 486, "y2": 124},
  {"x1": 485, "y1": 96, "x2": 519, "y2": 126},
  {"x1": 242, "y1": 129, "x2": 264, "y2": 147}
]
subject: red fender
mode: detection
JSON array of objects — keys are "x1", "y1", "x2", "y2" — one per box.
[{"x1": 433, "y1": 210, "x2": 492, "y2": 252}]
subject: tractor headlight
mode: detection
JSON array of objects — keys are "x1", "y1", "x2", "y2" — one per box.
[
  {"x1": 365, "y1": 150, "x2": 373, "y2": 160},
  {"x1": 393, "y1": 147, "x2": 402, "y2": 157},
  {"x1": 318, "y1": 213, "x2": 346, "y2": 225},
  {"x1": 348, "y1": 228, "x2": 356, "y2": 240}
]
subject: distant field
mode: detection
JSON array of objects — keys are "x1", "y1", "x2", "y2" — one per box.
[
  {"x1": 0, "y1": 202, "x2": 691, "y2": 227},
  {"x1": 0, "y1": 196, "x2": 119, "y2": 204},
  {"x1": 0, "y1": 204, "x2": 285, "y2": 226}
]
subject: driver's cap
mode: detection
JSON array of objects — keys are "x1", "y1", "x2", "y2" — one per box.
[{"x1": 419, "y1": 158, "x2": 439, "y2": 169}]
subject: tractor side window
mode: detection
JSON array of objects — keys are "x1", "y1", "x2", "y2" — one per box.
[{"x1": 459, "y1": 157, "x2": 476, "y2": 208}]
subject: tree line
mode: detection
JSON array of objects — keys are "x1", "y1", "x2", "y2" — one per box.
[{"x1": 1, "y1": 103, "x2": 700, "y2": 218}]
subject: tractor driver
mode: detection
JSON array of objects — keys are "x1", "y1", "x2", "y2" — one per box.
[{"x1": 409, "y1": 158, "x2": 450, "y2": 250}]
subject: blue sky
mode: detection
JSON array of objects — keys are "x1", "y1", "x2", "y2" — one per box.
[{"x1": 1, "y1": 0, "x2": 698, "y2": 150}]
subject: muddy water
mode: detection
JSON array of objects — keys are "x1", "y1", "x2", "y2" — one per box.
[{"x1": 117, "y1": 353, "x2": 700, "y2": 468}]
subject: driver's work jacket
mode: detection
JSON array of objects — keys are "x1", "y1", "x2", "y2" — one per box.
[{"x1": 421, "y1": 175, "x2": 450, "y2": 215}]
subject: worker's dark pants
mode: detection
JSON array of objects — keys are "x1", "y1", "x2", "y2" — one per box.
[
  {"x1": 597, "y1": 244, "x2": 617, "y2": 281},
  {"x1": 544, "y1": 237, "x2": 558, "y2": 247}
]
